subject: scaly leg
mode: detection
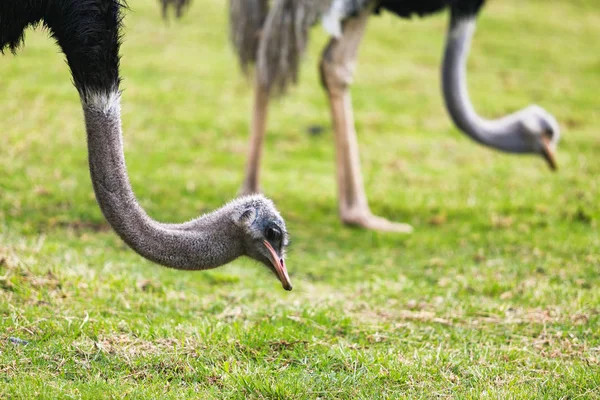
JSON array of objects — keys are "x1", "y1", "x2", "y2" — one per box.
[
  {"x1": 239, "y1": 77, "x2": 270, "y2": 195},
  {"x1": 320, "y1": 8, "x2": 412, "y2": 233}
]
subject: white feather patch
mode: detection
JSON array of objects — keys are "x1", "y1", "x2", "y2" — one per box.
[
  {"x1": 84, "y1": 91, "x2": 121, "y2": 115},
  {"x1": 450, "y1": 17, "x2": 476, "y2": 40},
  {"x1": 321, "y1": 0, "x2": 345, "y2": 38}
]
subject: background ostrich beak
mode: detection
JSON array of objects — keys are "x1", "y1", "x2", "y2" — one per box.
[
  {"x1": 263, "y1": 240, "x2": 292, "y2": 291},
  {"x1": 541, "y1": 137, "x2": 558, "y2": 171}
]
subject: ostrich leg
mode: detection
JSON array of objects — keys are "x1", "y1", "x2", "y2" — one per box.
[
  {"x1": 162, "y1": 0, "x2": 169, "y2": 19},
  {"x1": 320, "y1": 9, "x2": 412, "y2": 233},
  {"x1": 239, "y1": 78, "x2": 270, "y2": 195},
  {"x1": 176, "y1": 0, "x2": 184, "y2": 19}
]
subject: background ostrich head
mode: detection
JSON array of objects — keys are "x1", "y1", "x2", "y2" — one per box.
[
  {"x1": 518, "y1": 105, "x2": 561, "y2": 170},
  {"x1": 443, "y1": 15, "x2": 562, "y2": 171},
  {"x1": 232, "y1": 195, "x2": 292, "y2": 290}
]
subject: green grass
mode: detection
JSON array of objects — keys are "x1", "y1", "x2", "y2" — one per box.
[{"x1": 1, "y1": 0, "x2": 599, "y2": 398}]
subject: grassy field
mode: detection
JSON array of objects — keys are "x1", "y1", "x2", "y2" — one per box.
[{"x1": 1, "y1": 0, "x2": 599, "y2": 398}]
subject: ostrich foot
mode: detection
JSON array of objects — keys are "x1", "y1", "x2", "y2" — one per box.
[{"x1": 341, "y1": 210, "x2": 413, "y2": 233}]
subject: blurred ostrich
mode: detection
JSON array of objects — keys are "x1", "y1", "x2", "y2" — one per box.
[
  {"x1": 0, "y1": 0, "x2": 292, "y2": 290},
  {"x1": 161, "y1": 0, "x2": 191, "y2": 19},
  {"x1": 163, "y1": 0, "x2": 561, "y2": 233}
]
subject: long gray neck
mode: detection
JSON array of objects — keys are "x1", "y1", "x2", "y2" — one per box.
[
  {"x1": 442, "y1": 14, "x2": 529, "y2": 153},
  {"x1": 82, "y1": 92, "x2": 243, "y2": 270}
]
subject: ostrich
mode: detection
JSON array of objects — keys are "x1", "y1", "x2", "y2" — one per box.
[
  {"x1": 161, "y1": 0, "x2": 190, "y2": 19},
  {"x1": 0, "y1": 1, "x2": 293, "y2": 291},
  {"x1": 163, "y1": 0, "x2": 561, "y2": 233}
]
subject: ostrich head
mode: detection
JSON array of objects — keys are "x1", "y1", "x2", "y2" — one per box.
[
  {"x1": 519, "y1": 105, "x2": 560, "y2": 170},
  {"x1": 232, "y1": 195, "x2": 292, "y2": 290},
  {"x1": 444, "y1": 16, "x2": 561, "y2": 171}
]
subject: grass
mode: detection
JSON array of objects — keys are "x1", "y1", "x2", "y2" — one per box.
[{"x1": 1, "y1": 0, "x2": 599, "y2": 397}]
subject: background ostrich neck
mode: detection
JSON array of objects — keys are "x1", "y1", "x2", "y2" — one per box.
[
  {"x1": 442, "y1": 13, "x2": 528, "y2": 153},
  {"x1": 82, "y1": 93, "x2": 243, "y2": 270}
]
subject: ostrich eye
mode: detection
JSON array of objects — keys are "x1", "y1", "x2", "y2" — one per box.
[
  {"x1": 265, "y1": 226, "x2": 282, "y2": 242},
  {"x1": 543, "y1": 129, "x2": 554, "y2": 139}
]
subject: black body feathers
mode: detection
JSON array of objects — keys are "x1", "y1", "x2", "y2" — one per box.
[
  {"x1": 244, "y1": 0, "x2": 486, "y2": 93},
  {"x1": 0, "y1": 0, "x2": 126, "y2": 98},
  {"x1": 377, "y1": 0, "x2": 485, "y2": 19}
]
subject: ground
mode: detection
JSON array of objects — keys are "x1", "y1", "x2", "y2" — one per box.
[{"x1": 1, "y1": 0, "x2": 599, "y2": 398}]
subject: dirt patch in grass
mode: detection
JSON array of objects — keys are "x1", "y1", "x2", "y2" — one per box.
[
  {"x1": 73, "y1": 334, "x2": 207, "y2": 359},
  {"x1": 530, "y1": 330, "x2": 600, "y2": 364}
]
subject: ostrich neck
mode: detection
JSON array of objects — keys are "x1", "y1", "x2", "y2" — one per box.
[
  {"x1": 442, "y1": 14, "x2": 528, "y2": 153},
  {"x1": 82, "y1": 93, "x2": 243, "y2": 270}
]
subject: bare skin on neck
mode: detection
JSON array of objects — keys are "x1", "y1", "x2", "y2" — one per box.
[
  {"x1": 442, "y1": 12, "x2": 559, "y2": 167},
  {"x1": 82, "y1": 94, "x2": 292, "y2": 290}
]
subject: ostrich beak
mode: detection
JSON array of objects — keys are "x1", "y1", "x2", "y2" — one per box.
[
  {"x1": 263, "y1": 240, "x2": 292, "y2": 291},
  {"x1": 541, "y1": 137, "x2": 558, "y2": 171}
]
